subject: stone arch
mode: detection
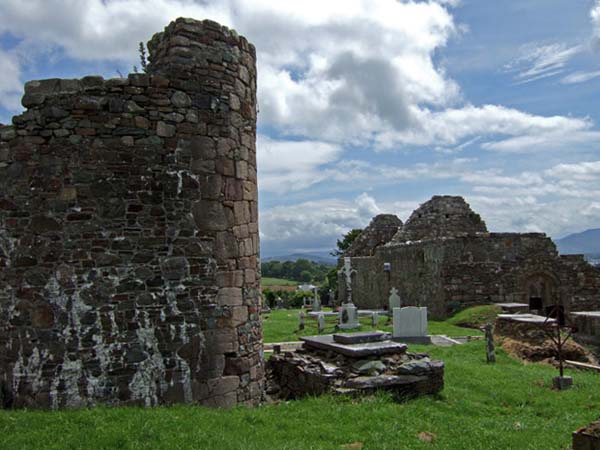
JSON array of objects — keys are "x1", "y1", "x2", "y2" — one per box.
[{"x1": 520, "y1": 271, "x2": 564, "y2": 323}]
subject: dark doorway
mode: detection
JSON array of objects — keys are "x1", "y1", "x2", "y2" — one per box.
[
  {"x1": 545, "y1": 304, "x2": 565, "y2": 326},
  {"x1": 529, "y1": 296, "x2": 543, "y2": 311}
]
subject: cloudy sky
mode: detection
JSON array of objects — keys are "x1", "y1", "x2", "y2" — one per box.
[{"x1": 1, "y1": 0, "x2": 599, "y2": 257}]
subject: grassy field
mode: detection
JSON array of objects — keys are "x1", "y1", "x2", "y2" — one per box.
[
  {"x1": 261, "y1": 277, "x2": 299, "y2": 287},
  {"x1": 262, "y1": 308, "x2": 482, "y2": 343},
  {"x1": 1, "y1": 340, "x2": 598, "y2": 449}
]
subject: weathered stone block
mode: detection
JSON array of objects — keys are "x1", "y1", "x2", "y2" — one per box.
[
  {"x1": 192, "y1": 200, "x2": 227, "y2": 231},
  {"x1": 217, "y1": 287, "x2": 243, "y2": 306}
]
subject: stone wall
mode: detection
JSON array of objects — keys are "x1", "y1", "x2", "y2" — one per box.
[
  {"x1": 391, "y1": 196, "x2": 487, "y2": 243},
  {"x1": 344, "y1": 214, "x2": 600, "y2": 319},
  {"x1": 344, "y1": 214, "x2": 402, "y2": 257},
  {"x1": 0, "y1": 18, "x2": 263, "y2": 409}
]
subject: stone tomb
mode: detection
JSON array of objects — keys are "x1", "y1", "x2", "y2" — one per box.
[
  {"x1": 265, "y1": 331, "x2": 444, "y2": 401},
  {"x1": 393, "y1": 306, "x2": 429, "y2": 343}
]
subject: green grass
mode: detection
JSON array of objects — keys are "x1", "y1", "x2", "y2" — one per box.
[
  {"x1": 262, "y1": 308, "x2": 482, "y2": 343},
  {"x1": 261, "y1": 277, "x2": 298, "y2": 286},
  {"x1": 1, "y1": 341, "x2": 598, "y2": 449},
  {"x1": 447, "y1": 304, "x2": 501, "y2": 329}
]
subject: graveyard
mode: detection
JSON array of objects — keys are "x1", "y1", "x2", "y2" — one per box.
[{"x1": 2, "y1": 332, "x2": 600, "y2": 449}]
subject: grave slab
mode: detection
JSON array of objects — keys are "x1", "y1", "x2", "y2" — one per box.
[
  {"x1": 333, "y1": 331, "x2": 390, "y2": 345},
  {"x1": 301, "y1": 334, "x2": 407, "y2": 358}
]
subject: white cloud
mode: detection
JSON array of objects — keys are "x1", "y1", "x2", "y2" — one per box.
[
  {"x1": 545, "y1": 160, "x2": 600, "y2": 181},
  {"x1": 0, "y1": 0, "x2": 230, "y2": 62},
  {"x1": 324, "y1": 157, "x2": 476, "y2": 186},
  {"x1": 0, "y1": 0, "x2": 596, "y2": 153},
  {"x1": 481, "y1": 130, "x2": 600, "y2": 152},
  {"x1": 257, "y1": 135, "x2": 342, "y2": 193},
  {"x1": 376, "y1": 104, "x2": 593, "y2": 150},
  {"x1": 561, "y1": 70, "x2": 600, "y2": 84},
  {"x1": 0, "y1": 49, "x2": 24, "y2": 114},
  {"x1": 504, "y1": 43, "x2": 581, "y2": 84},
  {"x1": 592, "y1": 0, "x2": 600, "y2": 49},
  {"x1": 260, "y1": 193, "x2": 382, "y2": 253},
  {"x1": 461, "y1": 160, "x2": 600, "y2": 238}
]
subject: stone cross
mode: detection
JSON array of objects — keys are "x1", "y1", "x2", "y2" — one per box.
[
  {"x1": 338, "y1": 257, "x2": 356, "y2": 305},
  {"x1": 388, "y1": 287, "x2": 401, "y2": 311}
]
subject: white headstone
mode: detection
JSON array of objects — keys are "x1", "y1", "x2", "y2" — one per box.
[
  {"x1": 339, "y1": 304, "x2": 360, "y2": 330},
  {"x1": 388, "y1": 287, "x2": 401, "y2": 311},
  {"x1": 393, "y1": 306, "x2": 427, "y2": 338}
]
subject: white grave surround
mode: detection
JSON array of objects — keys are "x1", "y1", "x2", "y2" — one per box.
[{"x1": 393, "y1": 306, "x2": 428, "y2": 338}]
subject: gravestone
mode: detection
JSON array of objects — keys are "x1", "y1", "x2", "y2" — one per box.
[
  {"x1": 338, "y1": 257, "x2": 357, "y2": 304},
  {"x1": 312, "y1": 289, "x2": 321, "y2": 312},
  {"x1": 339, "y1": 303, "x2": 360, "y2": 330},
  {"x1": 372, "y1": 311, "x2": 379, "y2": 327},
  {"x1": 275, "y1": 297, "x2": 284, "y2": 309},
  {"x1": 393, "y1": 306, "x2": 428, "y2": 338},
  {"x1": 317, "y1": 314, "x2": 326, "y2": 333},
  {"x1": 299, "y1": 311, "x2": 305, "y2": 330},
  {"x1": 389, "y1": 287, "x2": 401, "y2": 311}
]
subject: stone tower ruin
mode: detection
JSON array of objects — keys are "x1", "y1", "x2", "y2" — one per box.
[{"x1": 0, "y1": 18, "x2": 262, "y2": 409}]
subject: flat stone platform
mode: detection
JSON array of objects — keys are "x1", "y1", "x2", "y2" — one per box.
[
  {"x1": 495, "y1": 302, "x2": 529, "y2": 313},
  {"x1": 333, "y1": 331, "x2": 390, "y2": 345},
  {"x1": 497, "y1": 313, "x2": 557, "y2": 324},
  {"x1": 301, "y1": 334, "x2": 407, "y2": 357}
]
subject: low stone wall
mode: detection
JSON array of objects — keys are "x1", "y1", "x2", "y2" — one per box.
[
  {"x1": 571, "y1": 312, "x2": 600, "y2": 346},
  {"x1": 573, "y1": 420, "x2": 600, "y2": 450},
  {"x1": 266, "y1": 346, "x2": 444, "y2": 401},
  {"x1": 494, "y1": 315, "x2": 555, "y2": 344}
]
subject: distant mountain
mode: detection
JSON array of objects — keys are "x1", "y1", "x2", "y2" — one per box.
[
  {"x1": 555, "y1": 228, "x2": 600, "y2": 255},
  {"x1": 262, "y1": 253, "x2": 336, "y2": 266}
]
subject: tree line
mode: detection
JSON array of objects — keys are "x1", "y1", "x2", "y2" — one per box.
[{"x1": 261, "y1": 259, "x2": 332, "y2": 283}]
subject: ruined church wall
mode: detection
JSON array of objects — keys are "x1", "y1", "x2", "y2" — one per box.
[
  {"x1": 556, "y1": 255, "x2": 600, "y2": 311},
  {"x1": 438, "y1": 233, "x2": 600, "y2": 315},
  {"x1": 0, "y1": 18, "x2": 262, "y2": 409},
  {"x1": 344, "y1": 243, "x2": 446, "y2": 319},
  {"x1": 347, "y1": 231, "x2": 600, "y2": 320}
]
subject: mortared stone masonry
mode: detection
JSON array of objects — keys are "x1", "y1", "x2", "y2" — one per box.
[{"x1": 0, "y1": 18, "x2": 263, "y2": 409}]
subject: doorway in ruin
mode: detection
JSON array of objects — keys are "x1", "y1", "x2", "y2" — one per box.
[{"x1": 523, "y1": 272, "x2": 561, "y2": 323}]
